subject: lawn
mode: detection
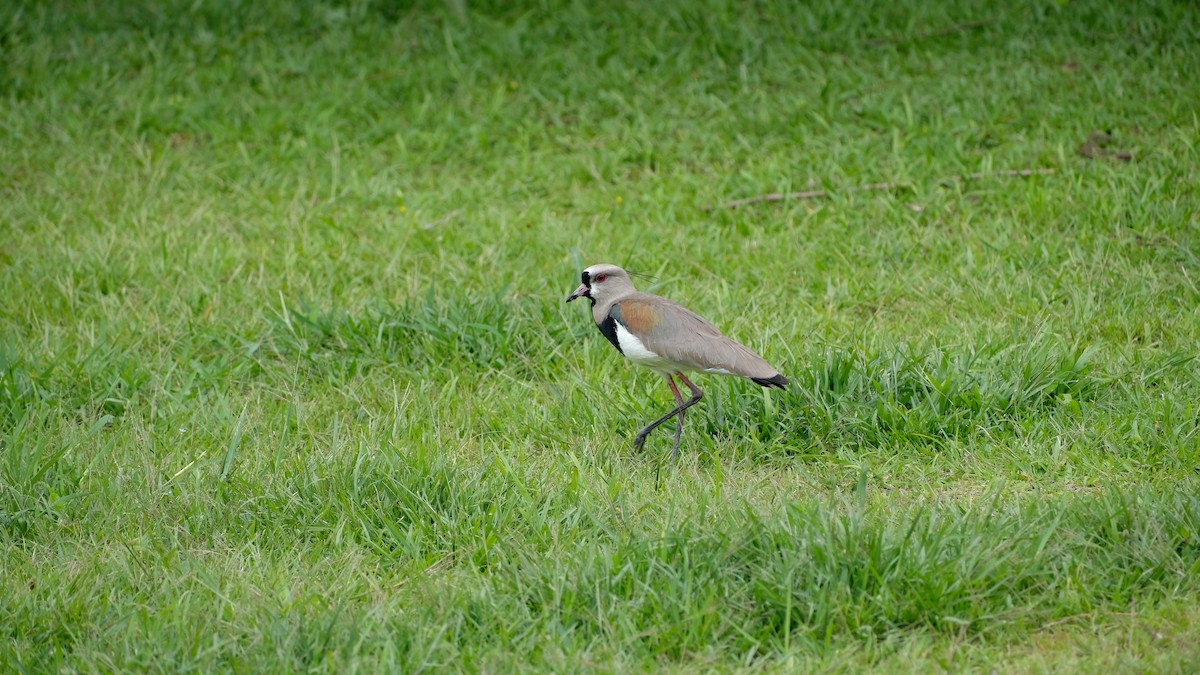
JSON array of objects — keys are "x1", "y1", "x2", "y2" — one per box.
[{"x1": 2, "y1": 0, "x2": 1199, "y2": 670}]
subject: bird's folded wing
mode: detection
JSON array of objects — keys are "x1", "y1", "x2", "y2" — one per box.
[{"x1": 614, "y1": 295, "x2": 779, "y2": 379}]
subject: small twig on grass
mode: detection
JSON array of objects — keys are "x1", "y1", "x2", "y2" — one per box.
[
  {"x1": 709, "y1": 168, "x2": 1054, "y2": 210},
  {"x1": 867, "y1": 19, "x2": 997, "y2": 47},
  {"x1": 711, "y1": 182, "x2": 908, "y2": 210},
  {"x1": 716, "y1": 189, "x2": 826, "y2": 209},
  {"x1": 937, "y1": 168, "x2": 1056, "y2": 186}
]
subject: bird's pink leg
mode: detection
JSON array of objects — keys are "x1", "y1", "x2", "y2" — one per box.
[
  {"x1": 633, "y1": 372, "x2": 705, "y2": 460},
  {"x1": 666, "y1": 375, "x2": 686, "y2": 461},
  {"x1": 674, "y1": 372, "x2": 703, "y2": 400}
]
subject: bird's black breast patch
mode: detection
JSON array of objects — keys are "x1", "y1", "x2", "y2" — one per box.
[
  {"x1": 597, "y1": 304, "x2": 623, "y2": 354},
  {"x1": 597, "y1": 316, "x2": 623, "y2": 354}
]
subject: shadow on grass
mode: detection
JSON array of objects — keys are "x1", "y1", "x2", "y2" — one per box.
[{"x1": 702, "y1": 338, "x2": 1104, "y2": 451}]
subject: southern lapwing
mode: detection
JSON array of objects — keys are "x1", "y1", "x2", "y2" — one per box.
[{"x1": 566, "y1": 263, "x2": 788, "y2": 459}]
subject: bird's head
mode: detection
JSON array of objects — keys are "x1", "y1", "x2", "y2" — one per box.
[{"x1": 566, "y1": 263, "x2": 635, "y2": 306}]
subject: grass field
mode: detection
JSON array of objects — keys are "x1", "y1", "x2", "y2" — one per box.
[{"x1": 2, "y1": 0, "x2": 1199, "y2": 670}]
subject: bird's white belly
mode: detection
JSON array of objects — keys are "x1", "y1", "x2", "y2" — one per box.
[{"x1": 614, "y1": 322, "x2": 676, "y2": 373}]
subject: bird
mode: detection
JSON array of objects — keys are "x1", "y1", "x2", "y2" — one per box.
[{"x1": 566, "y1": 263, "x2": 788, "y2": 459}]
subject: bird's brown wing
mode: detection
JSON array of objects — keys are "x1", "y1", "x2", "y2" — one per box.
[{"x1": 615, "y1": 294, "x2": 782, "y2": 380}]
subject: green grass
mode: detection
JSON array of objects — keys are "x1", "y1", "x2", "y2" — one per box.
[{"x1": 2, "y1": 0, "x2": 1200, "y2": 670}]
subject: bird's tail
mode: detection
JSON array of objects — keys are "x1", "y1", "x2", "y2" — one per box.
[{"x1": 751, "y1": 373, "x2": 789, "y2": 389}]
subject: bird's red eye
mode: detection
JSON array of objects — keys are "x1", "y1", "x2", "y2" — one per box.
[{"x1": 595, "y1": 274, "x2": 608, "y2": 283}]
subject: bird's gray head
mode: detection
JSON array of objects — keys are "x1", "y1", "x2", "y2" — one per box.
[{"x1": 565, "y1": 263, "x2": 636, "y2": 306}]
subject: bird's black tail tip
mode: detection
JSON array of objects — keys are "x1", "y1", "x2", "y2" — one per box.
[{"x1": 752, "y1": 373, "x2": 789, "y2": 390}]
